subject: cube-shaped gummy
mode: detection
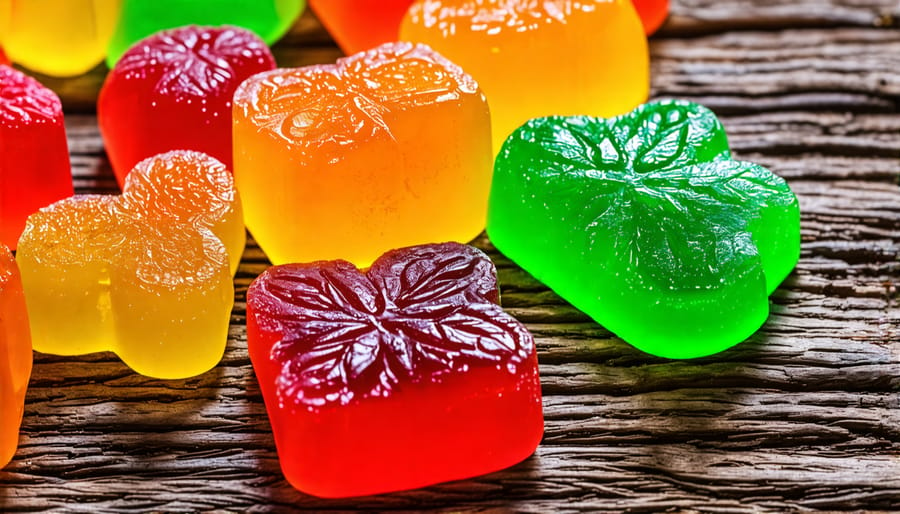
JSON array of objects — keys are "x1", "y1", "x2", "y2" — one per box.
[
  {"x1": 401, "y1": 0, "x2": 649, "y2": 152},
  {"x1": 233, "y1": 42, "x2": 493, "y2": 267},
  {"x1": 0, "y1": 65, "x2": 73, "y2": 250},
  {"x1": 247, "y1": 243, "x2": 544, "y2": 497}
]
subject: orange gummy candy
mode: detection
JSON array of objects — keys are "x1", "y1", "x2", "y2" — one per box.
[
  {"x1": 233, "y1": 42, "x2": 492, "y2": 267},
  {"x1": 17, "y1": 151, "x2": 243, "y2": 379},
  {"x1": 0, "y1": 244, "x2": 31, "y2": 469},
  {"x1": 401, "y1": 0, "x2": 649, "y2": 152},
  {"x1": 309, "y1": 0, "x2": 415, "y2": 54}
]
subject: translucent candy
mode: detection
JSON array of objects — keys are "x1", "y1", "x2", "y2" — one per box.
[
  {"x1": 233, "y1": 42, "x2": 492, "y2": 267},
  {"x1": 401, "y1": 0, "x2": 649, "y2": 152},
  {"x1": 106, "y1": 0, "x2": 304, "y2": 67},
  {"x1": 17, "y1": 151, "x2": 243, "y2": 379},
  {"x1": 0, "y1": 245, "x2": 32, "y2": 469},
  {"x1": 247, "y1": 242, "x2": 543, "y2": 497},
  {"x1": 488, "y1": 100, "x2": 801, "y2": 358},
  {"x1": 99, "y1": 26, "x2": 275, "y2": 184},
  {"x1": 0, "y1": 0, "x2": 120, "y2": 77},
  {"x1": 309, "y1": 0, "x2": 415, "y2": 54},
  {"x1": 0, "y1": 65, "x2": 73, "y2": 250}
]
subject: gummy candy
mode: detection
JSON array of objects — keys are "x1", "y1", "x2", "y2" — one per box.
[
  {"x1": 0, "y1": 0, "x2": 120, "y2": 77},
  {"x1": 247, "y1": 242, "x2": 543, "y2": 498},
  {"x1": 0, "y1": 245, "x2": 32, "y2": 469},
  {"x1": 309, "y1": 0, "x2": 415, "y2": 54},
  {"x1": 0, "y1": 65, "x2": 73, "y2": 250},
  {"x1": 634, "y1": 0, "x2": 669, "y2": 35},
  {"x1": 17, "y1": 151, "x2": 243, "y2": 379},
  {"x1": 0, "y1": 46, "x2": 8, "y2": 65},
  {"x1": 487, "y1": 100, "x2": 801, "y2": 359},
  {"x1": 233, "y1": 42, "x2": 492, "y2": 267},
  {"x1": 401, "y1": 0, "x2": 649, "y2": 153},
  {"x1": 106, "y1": 0, "x2": 305, "y2": 67},
  {"x1": 99, "y1": 26, "x2": 275, "y2": 185}
]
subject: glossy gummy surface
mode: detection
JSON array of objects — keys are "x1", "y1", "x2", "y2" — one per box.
[
  {"x1": 233, "y1": 42, "x2": 493, "y2": 267},
  {"x1": 0, "y1": 245, "x2": 32, "y2": 469},
  {"x1": 99, "y1": 26, "x2": 275, "y2": 184},
  {"x1": 106, "y1": 0, "x2": 304, "y2": 67},
  {"x1": 0, "y1": 65, "x2": 73, "y2": 250},
  {"x1": 487, "y1": 100, "x2": 801, "y2": 359},
  {"x1": 17, "y1": 151, "x2": 243, "y2": 379},
  {"x1": 309, "y1": 0, "x2": 415, "y2": 54},
  {"x1": 247, "y1": 242, "x2": 543, "y2": 498},
  {"x1": 401, "y1": 0, "x2": 649, "y2": 153},
  {"x1": 0, "y1": 0, "x2": 120, "y2": 76}
]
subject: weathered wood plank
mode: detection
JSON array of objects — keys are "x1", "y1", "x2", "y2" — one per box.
[
  {"x1": 666, "y1": 0, "x2": 900, "y2": 34},
  {"x1": 4, "y1": 442, "x2": 899, "y2": 512},
  {"x1": 651, "y1": 28, "x2": 900, "y2": 114}
]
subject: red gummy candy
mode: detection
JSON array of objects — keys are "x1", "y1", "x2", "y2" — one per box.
[
  {"x1": 0, "y1": 65, "x2": 73, "y2": 250},
  {"x1": 0, "y1": 47, "x2": 8, "y2": 66},
  {"x1": 247, "y1": 242, "x2": 544, "y2": 498},
  {"x1": 634, "y1": 0, "x2": 669, "y2": 35},
  {"x1": 309, "y1": 0, "x2": 415, "y2": 54},
  {"x1": 98, "y1": 26, "x2": 275, "y2": 186}
]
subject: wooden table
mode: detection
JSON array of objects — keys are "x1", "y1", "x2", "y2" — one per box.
[{"x1": 3, "y1": 1, "x2": 899, "y2": 511}]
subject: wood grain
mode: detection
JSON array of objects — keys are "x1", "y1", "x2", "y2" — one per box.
[{"x1": 2, "y1": 0, "x2": 899, "y2": 511}]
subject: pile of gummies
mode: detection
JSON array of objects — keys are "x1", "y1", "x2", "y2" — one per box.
[{"x1": 0, "y1": 0, "x2": 800, "y2": 499}]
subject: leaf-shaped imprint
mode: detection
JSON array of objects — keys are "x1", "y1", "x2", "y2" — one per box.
[
  {"x1": 488, "y1": 100, "x2": 800, "y2": 359},
  {"x1": 247, "y1": 242, "x2": 544, "y2": 498},
  {"x1": 234, "y1": 42, "x2": 480, "y2": 155},
  {"x1": 248, "y1": 242, "x2": 536, "y2": 409},
  {"x1": 98, "y1": 25, "x2": 276, "y2": 182},
  {"x1": 114, "y1": 26, "x2": 275, "y2": 99}
]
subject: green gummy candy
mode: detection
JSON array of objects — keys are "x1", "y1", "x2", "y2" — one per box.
[
  {"x1": 106, "y1": 0, "x2": 305, "y2": 67},
  {"x1": 487, "y1": 100, "x2": 800, "y2": 359}
]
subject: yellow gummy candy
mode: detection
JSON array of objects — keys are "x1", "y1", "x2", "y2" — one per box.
[
  {"x1": 0, "y1": 0, "x2": 121, "y2": 77},
  {"x1": 17, "y1": 151, "x2": 243, "y2": 379}
]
